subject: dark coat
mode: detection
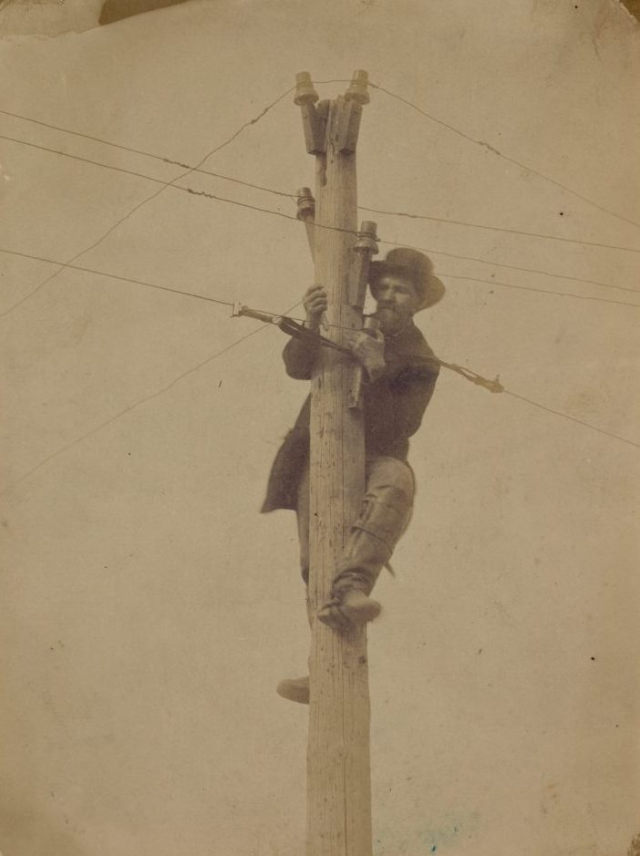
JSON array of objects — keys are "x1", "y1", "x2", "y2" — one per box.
[{"x1": 261, "y1": 320, "x2": 439, "y2": 513}]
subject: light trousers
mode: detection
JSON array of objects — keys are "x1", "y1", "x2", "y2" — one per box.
[{"x1": 296, "y1": 455, "x2": 415, "y2": 597}]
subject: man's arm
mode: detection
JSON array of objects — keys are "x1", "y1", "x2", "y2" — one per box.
[
  {"x1": 282, "y1": 285, "x2": 327, "y2": 380},
  {"x1": 283, "y1": 335, "x2": 320, "y2": 380},
  {"x1": 393, "y1": 362, "x2": 440, "y2": 437}
]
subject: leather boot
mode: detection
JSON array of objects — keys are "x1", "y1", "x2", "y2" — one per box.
[
  {"x1": 317, "y1": 589, "x2": 381, "y2": 632},
  {"x1": 276, "y1": 676, "x2": 309, "y2": 704},
  {"x1": 277, "y1": 591, "x2": 312, "y2": 703},
  {"x1": 317, "y1": 481, "x2": 412, "y2": 632}
]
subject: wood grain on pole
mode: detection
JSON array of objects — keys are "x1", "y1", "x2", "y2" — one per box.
[{"x1": 306, "y1": 95, "x2": 372, "y2": 856}]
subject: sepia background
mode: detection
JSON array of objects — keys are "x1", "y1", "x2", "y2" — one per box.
[{"x1": 1, "y1": 1, "x2": 639, "y2": 854}]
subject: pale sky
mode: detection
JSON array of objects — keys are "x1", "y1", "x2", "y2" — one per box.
[{"x1": 1, "y1": 2, "x2": 639, "y2": 855}]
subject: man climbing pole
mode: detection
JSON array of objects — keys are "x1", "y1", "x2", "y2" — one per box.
[{"x1": 261, "y1": 247, "x2": 445, "y2": 704}]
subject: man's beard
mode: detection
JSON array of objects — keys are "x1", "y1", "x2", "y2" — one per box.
[{"x1": 375, "y1": 305, "x2": 405, "y2": 333}]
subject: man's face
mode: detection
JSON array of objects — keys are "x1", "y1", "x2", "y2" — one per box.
[{"x1": 373, "y1": 274, "x2": 420, "y2": 334}]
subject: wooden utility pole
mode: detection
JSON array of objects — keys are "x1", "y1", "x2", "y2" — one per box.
[{"x1": 295, "y1": 70, "x2": 378, "y2": 856}]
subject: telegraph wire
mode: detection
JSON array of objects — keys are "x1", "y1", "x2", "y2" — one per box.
[
  {"x1": 4, "y1": 137, "x2": 640, "y2": 312},
  {"x1": 0, "y1": 133, "x2": 301, "y2": 226},
  {"x1": 0, "y1": 133, "x2": 188, "y2": 186},
  {"x1": 0, "y1": 133, "x2": 295, "y2": 231},
  {"x1": 369, "y1": 82, "x2": 640, "y2": 231},
  {"x1": 181, "y1": 185, "x2": 299, "y2": 222},
  {"x1": 3, "y1": 203, "x2": 640, "y2": 313},
  {"x1": 0, "y1": 107, "x2": 297, "y2": 197},
  {"x1": 197, "y1": 85, "x2": 295, "y2": 156},
  {"x1": 0, "y1": 107, "x2": 184, "y2": 164},
  {"x1": 4, "y1": 125, "x2": 640, "y2": 259},
  {"x1": 0, "y1": 298, "x2": 302, "y2": 497},
  {"x1": 3, "y1": 117, "x2": 640, "y2": 298},
  {"x1": 4, "y1": 131, "x2": 640, "y2": 284},
  {"x1": 0, "y1": 85, "x2": 295, "y2": 320},
  {"x1": 4, "y1": 229, "x2": 640, "y2": 314},
  {"x1": 502, "y1": 390, "x2": 640, "y2": 450},
  {"x1": 384, "y1": 244, "x2": 638, "y2": 297},
  {"x1": 187, "y1": 168, "x2": 294, "y2": 198},
  {"x1": 365, "y1": 202, "x2": 640, "y2": 255},
  {"x1": 0, "y1": 327, "x2": 268, "y2": 495},
  {"x1": 3, "y1": 76, "x2": 639, "y2": 257},
  {"x1": 2, "y1": 239, "x2": 640, "y2": 453},
  {"x1": 167, "y1": 192, "x2": 640, "y2": 306},
  {"x1": 1, "y1": 82, "x2": 638, "y2": 494},
  {"x1": 400, "y1": 265, "x2": 640, "y2": 309},
  {"x1": 2, "y1": 306, "x2": 637, "y2": 500},
  {"x1": 1, "y1": 265, "x2": 637, "y2": 489},
  {"x1": 0, "y1": 247, "x2": 236, "y2": 308}
]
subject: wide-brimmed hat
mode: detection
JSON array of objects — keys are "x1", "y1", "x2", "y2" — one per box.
[{"x1": 369, "y1": 248, "x2": 445, "y2": 310}]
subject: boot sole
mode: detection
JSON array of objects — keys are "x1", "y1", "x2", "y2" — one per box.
[
  {"x1": 276, "y1": 680, "x2": 310, "y2": 705},
  {"x1": 317, "y1": 598, "x2": 382, "y2": 631},
  {"x1": 341, "y1": 599, "x2": 381, "y2": 624}
]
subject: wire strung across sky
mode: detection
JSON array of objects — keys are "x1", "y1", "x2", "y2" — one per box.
[
  {"x1": 1, "y1": 242, "x2": 638, "y2": 461},
  {"x1": 3, "y1": 112, "x2": 640, "y2": 259},
  {"x1": 0, "y1": 85, "x2": 295, "y2": 320},
  {"x1": 393, "y1": 263, "x2": 640, "y2": 309},
  {"x1": 1, "y1": 134, "x2": 640, "y2": 313},
  {"x1": 2, "y1": 243, "x2": 637, "y2": 350},
  {"x1": 0, "y1": 302, "x2": 301, "y2": 498},
  {"x1": 1, "y1": 78, "x2": 639, "y2": 495},
  {"x1": 0, "y1": 247, "x2": 235, "y2": 309},
  {"x1": 0, "y1": 107, "x2": 297, "y2": 199},
  {"x1": 502, "y1": 390, "x2": 640, "y2": 450},
  {"x1": 0, "y1": 100, "x2": 638, "y2": 302},
  {"x1": 2, "y1": 116, "x2": 638, "y2": 299},
  {"x1": 4, "y1": 130, "x2": 640, "y2": 266},
  {"x1": 2, "y1": 74, "x2": 639, "y2": 332},
  {"x1": 368, "y1": 82, "x2": 640, "y2": 231},
  {"x1": 2, "y1": 244, "x2": 640, "y2": 359}
]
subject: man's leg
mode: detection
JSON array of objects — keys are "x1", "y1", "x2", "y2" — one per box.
[
  {"x1": 296, "y1": 461, "x2": 311, "y2": 588},
  {"x1": 276, "y1": 462, "x2": 312, "y2": 704},
  {"x1": 318, "y1": 456, "x2": 415, "y2": 630},
  {"x1": 278, "y1": 456, "x2": 415, "y2": 697}
]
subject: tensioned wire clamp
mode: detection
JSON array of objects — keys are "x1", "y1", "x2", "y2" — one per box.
[
  {"x1": 435, "y1": 358, "x2": 504, "y2": 393},
  {"x1": 232, "y1": 303, "x2": 352, "y2": 354},
  {"x1": 232, "y1": 304, "x2": 503, "y2": 393}
]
